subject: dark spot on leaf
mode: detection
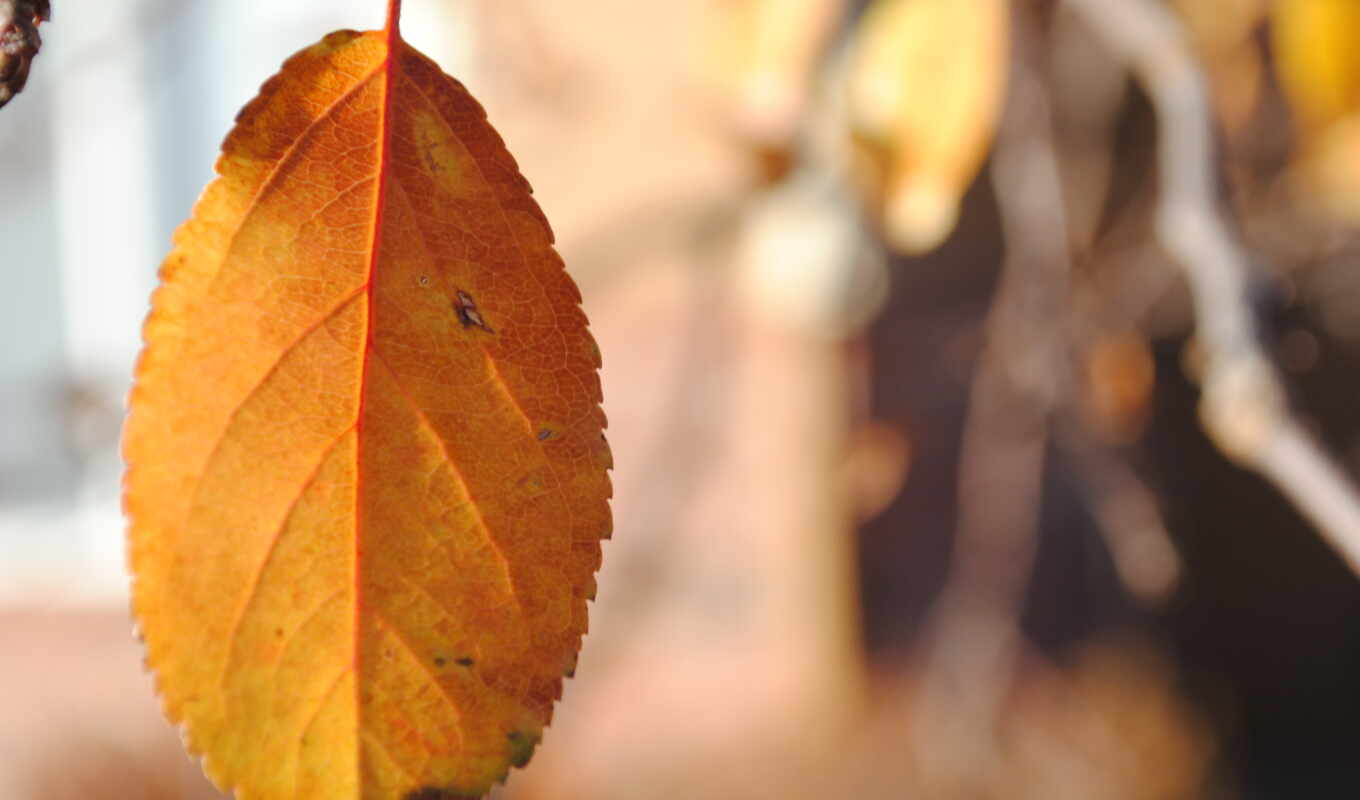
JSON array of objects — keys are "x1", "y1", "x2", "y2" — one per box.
[
  {"x1": 274, "y1": 628, "x2": 283, "y2": 637},
  {"x1": 506, "y1": 730, "x2": 538, "y2": 768},
  {"x1": 455, "y1": 656, "x2": 474, "y2": 667},
  {"x1": 537, "y1": 428, "x2": 553, "y2": 441},
  {"x1": 515, "y1": 472, "x2": 544, "y2": 493},
  {"x1": 434, "y1": 656, "x2": 446, "y2": 667},
  {"x1": 453, "y1": 289, "x2": 494, "y2": 333},
  {"x1": 418, "y1": 274, "x2": 431, "y2": 287}
]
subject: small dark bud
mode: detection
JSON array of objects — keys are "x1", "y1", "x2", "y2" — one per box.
[{"x1": 0, "y1": 0, "x2": 50, "y2": 109}]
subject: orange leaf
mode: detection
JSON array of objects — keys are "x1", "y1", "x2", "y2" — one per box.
[{"x1": 122, "y1": 11, "x2": 611, "y2": 800}]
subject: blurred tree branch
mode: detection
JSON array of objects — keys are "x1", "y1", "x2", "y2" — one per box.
[
  {"x1": 1065, "y1": 0, "x2": 1360, "y2": 574},
  {"x1": 913, "y1": 20, "x2": 1069, "y2": 784},
  {"x1": 1056, "y1": 426, "x2": 1181, "y2": 605}
]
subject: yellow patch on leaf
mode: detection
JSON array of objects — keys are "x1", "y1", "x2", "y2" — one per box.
[{"x1": 123, "y1": 25, "x2": 611, "y2": 800}]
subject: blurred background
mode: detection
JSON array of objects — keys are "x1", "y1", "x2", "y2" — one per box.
[{"x1": 3, "y1": 0, "x2": 1360, "y2": 797}]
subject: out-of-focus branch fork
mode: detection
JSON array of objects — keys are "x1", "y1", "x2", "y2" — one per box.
[{"x1": 1064, "y1": 0, "x2": 1360, "y2": 574}]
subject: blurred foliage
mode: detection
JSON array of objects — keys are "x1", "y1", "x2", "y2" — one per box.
[
  {"x1": 845, "y1": 0, "x2": 1009, "y2": 254},
  {"x1": 705, "y1": 0, "x2": 1360, "y2": 797}
]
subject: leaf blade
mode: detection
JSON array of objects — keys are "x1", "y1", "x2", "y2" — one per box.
[{"x1": 125, "y1": 27, "x2": 610, "y2": 800}]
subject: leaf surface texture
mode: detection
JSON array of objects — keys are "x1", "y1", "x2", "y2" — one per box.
[{"x1": 124, "y1": 27, "x2": 611, "y2": 800}]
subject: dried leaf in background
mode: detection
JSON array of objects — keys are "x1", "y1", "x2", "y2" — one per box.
[
  {"x1": 708, "y1": 0, "x2": 848, "y2": 166},
  {"x1": 846, "y1": 0, "x2": 1009, "y2": 254},
  {"x1": 1273, "y1": 0, "x2": 1360, "y2": 220}
]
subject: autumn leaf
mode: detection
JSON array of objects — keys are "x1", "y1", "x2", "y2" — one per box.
[{"x1": 122, "y1": 5, "x2": 611, "y2": 799}]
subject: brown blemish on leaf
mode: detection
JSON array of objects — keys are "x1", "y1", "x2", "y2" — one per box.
[
  {"x1": 433, "y1": 656, "x2": 446, "y2": 668},
  {"x1": 455, "y1": 656, "x2": 474, "y2": 667},
  {"x1": 506, "y1": 730, "x2": 538, "y2": 768},
  {"x1": 453, "y1": 289, "x2": 494, "y2": 333},
  {"x1": 515, "y1": 470, "x2": 546, "y2": 495}
]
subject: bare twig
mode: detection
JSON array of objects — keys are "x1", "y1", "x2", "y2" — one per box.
[
  {"x1": 1056, "y1": 426, "x2": 1182, "y2": 605},
  {"x1": 914, "y1": 25, "x2": 1070, "y2": 775},
  {"x1": 1064, "y1": 0, "x2": 1360, "y2": 574}
]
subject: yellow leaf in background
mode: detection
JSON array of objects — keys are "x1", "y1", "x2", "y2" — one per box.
[
  {"x1": 123, "y1": 16, "x2": 611, "y2": 800},
  {"x1": 1272, "y1": 0, "x2": 1360, "y2": 135},
  {"x1": 708, "y1": 0, "x2": 849, "y2": 153},
  {"x1": 846, "y1": 0, "x2": 1009, "y2": 254},
  {"x1": 1273, "y1": 0, "x2": 1360, "y2": 220}
]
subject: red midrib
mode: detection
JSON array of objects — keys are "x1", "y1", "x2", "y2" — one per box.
[{"x1": 352, "y1": 1, "x2": 404, "y2": 789}]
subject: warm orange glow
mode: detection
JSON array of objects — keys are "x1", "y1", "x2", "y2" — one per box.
[{"x1": 123, "y1": 21, "x2": 611, "y2": 800}]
